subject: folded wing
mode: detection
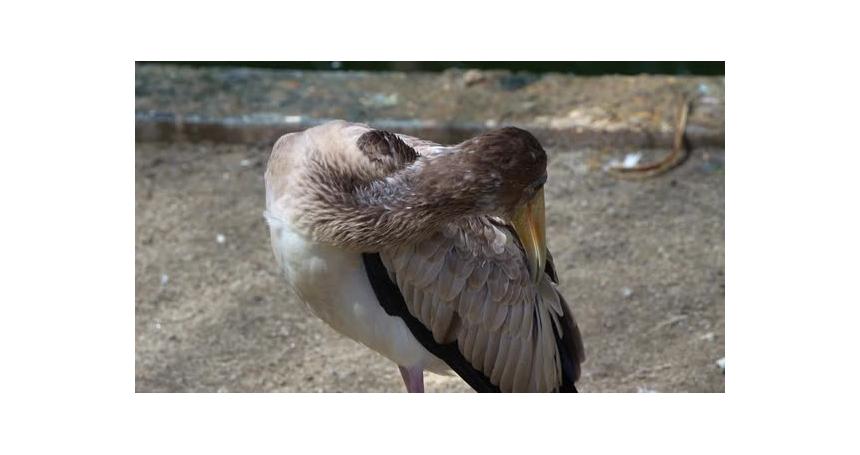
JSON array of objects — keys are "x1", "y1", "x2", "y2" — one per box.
[{"x1": 368, "y1": 216, "x2": 584, "y2": 392}]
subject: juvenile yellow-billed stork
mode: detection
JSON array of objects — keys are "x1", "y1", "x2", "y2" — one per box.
[{"x1": 264, "y1": 120, "x2": 584, "y2": 392}]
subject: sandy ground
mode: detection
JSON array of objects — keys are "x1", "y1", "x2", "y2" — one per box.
[{"x1": 135, "y1": 138, "x2": 724, "y2": 392}]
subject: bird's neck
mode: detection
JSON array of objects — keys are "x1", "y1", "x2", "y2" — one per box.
[{"x1": 303, "y1": 153, "x2": 497, "y2": 251}]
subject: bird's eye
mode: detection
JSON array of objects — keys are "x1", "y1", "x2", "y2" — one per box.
[
  {"x1": 529, "y1": 175, "x2": 547, "y2": 193},
  {"x1": 524, "y1": 181, "x2": 544, "y2": 199}
]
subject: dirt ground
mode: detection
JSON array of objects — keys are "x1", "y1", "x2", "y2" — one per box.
[{"x1": 135, "y1": 137, "x2": 724, "y2": 392}]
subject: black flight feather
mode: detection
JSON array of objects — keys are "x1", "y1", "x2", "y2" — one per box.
[
  {"x1": 545, "y1": 249, "x2": 582, "y2": 392},
  {"x1": 362, "y1": 252, "x2": 501, "y2": 392},
  {"x1": 363, "y1": 251, "x2": 581, "y2": 392}
]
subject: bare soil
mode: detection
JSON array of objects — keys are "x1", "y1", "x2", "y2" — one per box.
[{"x1": 135, "y1": 139, "x2": 724, "y2": 392}]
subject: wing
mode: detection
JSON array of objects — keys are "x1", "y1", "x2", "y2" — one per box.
[
  {"x1": 394, "y1": 133, "x2": 448, "y2": 157},
  {"x1": 364, "y1": 216, "x2": 584, "y2": 392}
]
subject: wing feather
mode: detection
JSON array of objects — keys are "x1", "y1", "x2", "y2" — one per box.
[
  {"x1": 377, "y1": 215, "x2": 583, "y2": 392},
  {"x1": 512, "y1": 337, "x2": 533, "y2": 392},
  {"x1": 490, "y1": 333, "x2": 512, "y2": 383},
  {"x1": 471, "y1": 326, "x2": 490, "y2": 368},
  {"x1": 482, "y1": 337, "x2": 500, "y2": 375},
  {"x1": 431, "y1": 301, "x2": 456, "y2": 343},
  {"x1": 487, "y1": 302, "x2": 509, "y2": 332}
]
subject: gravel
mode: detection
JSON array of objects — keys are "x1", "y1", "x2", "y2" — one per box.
[{"x1": 135, "y1": 138, "x2": 724, "y2": 392}]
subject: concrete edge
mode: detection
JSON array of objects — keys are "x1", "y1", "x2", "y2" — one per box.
[{"x1": 135, "y1": 111, "x2": 723, "y2": 149}]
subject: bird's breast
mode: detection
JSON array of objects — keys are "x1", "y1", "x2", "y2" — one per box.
[{"x1": 266, "y1": 211, "x2": 447, "y2": 372}]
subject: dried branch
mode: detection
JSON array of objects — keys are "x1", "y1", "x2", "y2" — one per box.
[{"x1": 609, "y1": 97, "x2": 690, "y2": 179}]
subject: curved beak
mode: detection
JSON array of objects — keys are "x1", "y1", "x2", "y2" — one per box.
[{"x1": 511, "y1": 188, "x2": 547, "y2": 285}]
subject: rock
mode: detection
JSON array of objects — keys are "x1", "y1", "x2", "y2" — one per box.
[
  {"x1": 498, "y1": 73, "x2": 537, "y2": 91},
  {"x1": 360, "y1": 93, "x2": 398, "y2": 108},
  {"x1": 216, "y1": 233, "x2": 226, "y2": 244},
  {"x1": 463, "y1": 69, "x2": 486, "y2": 86},
  {"x1": 622, "y1": 152, "x2": 642, "y2": 168},
  {"x1": 716, "y1": 357, "x2": 725, "y2": 371}
]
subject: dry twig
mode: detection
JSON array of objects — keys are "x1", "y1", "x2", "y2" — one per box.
[{"x1": 609, "y1": 96, "x2": 690, "y2": 179}]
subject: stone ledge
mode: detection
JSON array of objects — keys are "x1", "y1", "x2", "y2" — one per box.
[{"x1": 135, "y1": 64, "x2": 724, "y2": 148}]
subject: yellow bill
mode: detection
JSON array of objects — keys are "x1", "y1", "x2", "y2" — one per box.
[{"x1": 511, "y1": 188, "x2": 547, "y2": 285}]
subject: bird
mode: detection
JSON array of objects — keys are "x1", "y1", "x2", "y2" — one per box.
[{"x1": 264, "y1": 120, "x2": 584, "y2": 392}]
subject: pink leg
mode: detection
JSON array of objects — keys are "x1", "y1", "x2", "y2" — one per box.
[{"x1": 398, "y1": 365, "x2": 425, "y2": 393}]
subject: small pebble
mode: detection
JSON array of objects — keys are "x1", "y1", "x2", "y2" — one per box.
[
  {"x1": 716, "y1": 357, "x2": 725, "y2": 370},
  {"x1": 240, "y1": 159, "x2": 252, "y2": 167},
  {"x1": 621, "y1": 287, "x2": 633, "y2": 298},
  {"x1": 362, "y1": 93, "x2": 398, "y2": 107},
  {"x1": 699, "y1": 332, "x2": 716, "y2": 341},
  {"x1": 216, "y1": 233, "x2": 226, "y2": 244},
  {"x1": 463, "y1": 69, "x2": 486, "y2": 86},
  {"x1": 160, "y1": 274, "x2": 169, "y2": 286},
  {"x1": 622, "y1": 152, "x2": 642, "y2": 168}
]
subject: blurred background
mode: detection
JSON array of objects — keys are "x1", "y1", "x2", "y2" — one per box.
[
  {"x1": 155, "y1": 61, "x2": 725, "y2": 75},
  {"x1": 135, "y1": 61, "x2": 724, "y2": 392}
]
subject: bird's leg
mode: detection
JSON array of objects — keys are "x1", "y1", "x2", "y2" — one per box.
[{"x1": 398, "y1": 365, "x2": 425, "y2": 393}]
